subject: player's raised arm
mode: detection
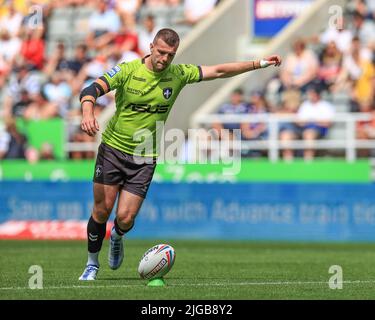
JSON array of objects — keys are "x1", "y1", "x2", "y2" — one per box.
[
  {"x1": 200, "y1": 55, "x2": 282, "y2": 81},
  {"x1": 79, "y1": 76, "x2": 110, "y2": 136}
]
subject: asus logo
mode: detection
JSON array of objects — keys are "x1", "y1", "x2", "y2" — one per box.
[{"x1": 129, "y1": 103, "x2": 170, "y2": 114}]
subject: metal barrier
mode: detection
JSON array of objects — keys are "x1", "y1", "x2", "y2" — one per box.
[
  {"x1": 193, "y1": 112, "x2": 374, "y2": 162},
  {"x1": 63, "y1": 115, "x2": 98, "y2": 155}
]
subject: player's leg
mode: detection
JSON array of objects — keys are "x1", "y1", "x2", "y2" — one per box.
[
  {"x1": 108, "y1": 191, "x2": 144, "y2": 270},
  {"x1": 79, "y1": 183, "x2": 119, "y2": 280},
  {"x1": 108, "y1": 154, "x2": 156, "y2": 270},
  {"x1": 80, "y1": 143, "x2": 125, "y2": 280}
]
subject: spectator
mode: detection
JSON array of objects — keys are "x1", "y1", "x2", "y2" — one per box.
[
  {"x1": 64, "y1": 44, "x2": 90, "y2": 75},
  {"x1": 0, "y1": 30, "x2": 21, "y2": 75},
  {"x1": 347, "y1": 0, "x2": 371, "y2": 17},
  {"x1": 277, "y1": 89, "x2": 301, "y2": 161},
  {"x1": 69, "y1": 128, "x2": 96, "y2": 160},
  {"x1": 116, "y1": 0, "x2": 142, "y2": 22},
  {"x1": 240, "y1": 91, "x2": 269, "y2": 157},
  {"x1": 0, "y1": 2, "x2": 23, "y2": 38},
  {"x1": 212, "y1": 88, "x2": 249, "y2": 139},
  {"x1": 0, "y1": 118, "x2": 27, "y2": 160},
  {"x1": 23, "y1": 90, "x2": 59, "y2": 120},
  {"x1": 86, "y1": 0, "x2": 121, "y2": 50},
  {"x1": 112, "y1": 20, "x2": 141, "y2": 62},
  {"x1": 25, "y1": 147, "x2": 40, "y2": 164},
  {"x1": 3, "y1": 64, "x2": 41, "y2": 118},
  {"x1": 318, "y1": 16, "x2": 353, "y2": 54},
  {"x1": 168, "y1": 0, "x2": 181, "y2": 6},
  {"x1": 356, "y1": 98, "x2": 375, "y2": 157},
  {"x1": 43, "y1": 41, "x2": 69, "y2": 78},
  {"x1": 297, "y1": 86, "x2": 335, "y2": 161},
  {"x1": 349, "y1": 11, "x2": 375, "y2": 48},
  {"x1": 241, "y1": 91, "x2": 268, "y2": 141},
  {"x1": 184, "y1": 0, "x2": 217, "y2": 25},
  {"x1": 352, "y1": 53, "x2": 375, "y2": 107},
  {"x1": 138, "y1": 14, "x2": 159, "y2": 57},
  {"x1": 144, "y1": 0, "x2": 168, "y2": 7},
  {"x1": 72, "y1": 54, "x2": 110, "y2": 95},
  {"x1": 43, "y1": 71, "x2": 73, "y2": 117},
  {"x1": 334, "y1": 36, "x2": 374, "y2": 103},
  {"x1": 280, "y1": 39, "x2": 319, "y2": 93},
  {"x1": 0, "y1": 53, "x2": 8, "y2": 88},
  {"x1": 317, "y1": 41, "x2": 343, "y2": 93},
  {"x1": 19, "y1": 26, "x2": 45, "y2": 70},
  {"x1": 12, "y1": 89, "x2": 32, "y2": 118},
  {"x1": 40, "y1": 142, "x2": 56, "y2": 160}
]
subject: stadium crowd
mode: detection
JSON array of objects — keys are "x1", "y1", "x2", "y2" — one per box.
[
  {"x1": 1, "y1": 0, "x2": 374, "y2": 162},
  {"x1": 0, "y1": 0, "x2": 219, "y2": 161},
  {"x1": 213, "y1": 0, "x2": 375, "y2": 161}
]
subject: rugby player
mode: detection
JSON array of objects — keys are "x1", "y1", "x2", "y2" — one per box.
[{"x1": 79, "y1": 28, "x2": 281, "y2": 280}]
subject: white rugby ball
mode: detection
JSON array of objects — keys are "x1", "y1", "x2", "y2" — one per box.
[{"x1": 138, "y1": 244, "x2": 176, "y2": 280}]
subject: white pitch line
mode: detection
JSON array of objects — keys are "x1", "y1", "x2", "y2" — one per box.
[{"x1": 1, "y1": 280, "x2": 375, "y2": 291}]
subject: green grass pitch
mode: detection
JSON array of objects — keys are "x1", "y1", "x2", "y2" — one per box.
[{"x1": 1, "y1": 239, "x2": 375, "y2": 299}]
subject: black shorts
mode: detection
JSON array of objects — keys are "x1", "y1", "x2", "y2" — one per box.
[{"x1": 93, "y1": 143, "x2": 157, "y2": 198}]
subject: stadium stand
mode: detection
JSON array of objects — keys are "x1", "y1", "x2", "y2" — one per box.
[
  {"x1": 1, "y1": 0, "x2": 374, "y2": 163},
  {"x1": 0, "y1": 0, "x2": 220, "y2": 161},
  {"x1": 192, "y1": 0, "x2": 375, "y2": 162}
]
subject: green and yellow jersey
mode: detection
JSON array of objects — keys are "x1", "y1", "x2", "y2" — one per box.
[{"x1": 102, "y1": 56, "x2": 202, "y2": 157}]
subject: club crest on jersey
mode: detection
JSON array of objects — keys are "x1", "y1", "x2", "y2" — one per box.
[
  {"x1": 107, "y1": 65, "x2": 121, "y2": 78},
  {"x1": 163, "y1": 87, "x2": 173, "y2": 99}
]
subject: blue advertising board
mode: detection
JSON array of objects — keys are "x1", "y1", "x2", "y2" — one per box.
[
  {"x1": 1, "y1": 181, "x2": 375, "y2": 242},
  {"x1": 253, "y1": 0, "x2": 314, "y2": 37}
]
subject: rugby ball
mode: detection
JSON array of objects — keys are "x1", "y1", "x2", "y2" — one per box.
[{"x1": 138, "y1": 244, "x2": 175, "y2": 280}]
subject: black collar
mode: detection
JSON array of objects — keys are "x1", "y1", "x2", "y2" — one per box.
[{"x1": 141, "y1": 55, "x2": 150, "y2": 64}]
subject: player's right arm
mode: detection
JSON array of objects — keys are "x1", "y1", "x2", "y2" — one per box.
[
  {"x1": 80, "y1": 63, "x2": 127, "y2": 136},
  {"x1": 79, "y1": 77, "x2": 110, "y2": 136}
]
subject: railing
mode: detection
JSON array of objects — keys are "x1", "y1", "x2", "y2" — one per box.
[
  {"x1": 64, "y1": 116, "x2": 98, "y2": 155},
  {"x1": 11, "y1": 112, "x2": 372, "y2": 162},
  {"x1": 193, "y1": 112, "x2": 374, "y2": 162}
]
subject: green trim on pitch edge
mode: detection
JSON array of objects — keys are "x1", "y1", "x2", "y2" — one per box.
[{"x1": 0, "y1": 160, "x2": 370, "y2": 182}]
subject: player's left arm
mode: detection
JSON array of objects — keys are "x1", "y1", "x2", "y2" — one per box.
[{"x1": 200, "y1": 55, "x2": 282, "y2": 81}]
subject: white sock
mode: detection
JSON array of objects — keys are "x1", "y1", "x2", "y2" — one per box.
[
  {"x1": 87, "y1": 252, "x2": 99, "y2": 267},
  {"x1": 111, "y1": 225, "x2": 124, "y2": 240}
]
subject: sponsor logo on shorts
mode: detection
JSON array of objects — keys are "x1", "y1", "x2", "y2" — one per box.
[{"x1": 95, "y1": 165, "x2": 103, "y2": 177}]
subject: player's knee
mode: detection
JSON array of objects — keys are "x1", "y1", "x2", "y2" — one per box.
[
  {"x1": 92, "y1": 204, "x2": 111, "y2": 223},
  {"x1": 92, "y1": 211, "x2": 109, "y2": 224},
  {"x1": 116, "y1": 211, "x2": 137, "y2": 226}
]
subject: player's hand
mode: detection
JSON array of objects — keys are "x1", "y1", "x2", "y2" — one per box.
[
  {"x1": 81, "y1": 114, "x2": 99, "y2": 136},
  {"x1": 263, "y1": 55, "x2": 282, "y2": 67}
]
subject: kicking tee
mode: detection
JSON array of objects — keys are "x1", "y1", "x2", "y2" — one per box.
[{"x1": 102, "y1": 57, "x2": 202, "y2": 157}]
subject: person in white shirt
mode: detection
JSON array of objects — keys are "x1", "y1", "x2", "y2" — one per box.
[
  {"x1": 86, "y1": 0, "x2": 121, "y2": 50},
  {"x1": 138, "y1": 14, "x2": 159, "y2": 57},
  {"x1": 184, "y1": 0, "x2": 217, "y2": 25},
  {"x1": 319, "y1": 24, "x2": 353, "y2": 54},
  {"x1": 297, "y1": 85, "x2": 335, "y2": 160},
  {"x1": 0, "y1": 3, "x2": 23, "y2": 38}
]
